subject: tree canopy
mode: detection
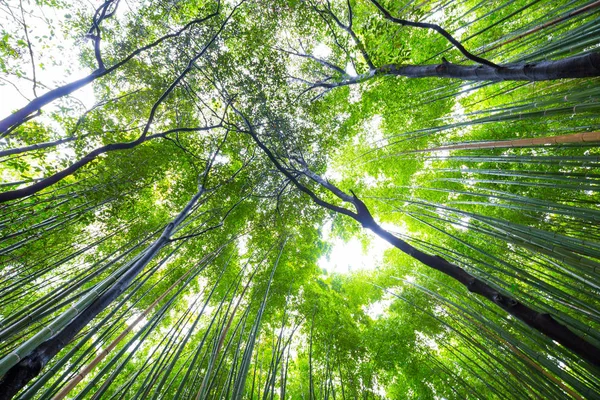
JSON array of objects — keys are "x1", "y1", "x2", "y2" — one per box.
[{"x1": 0, "y1": 0, "x2": 599, "y2": 398}]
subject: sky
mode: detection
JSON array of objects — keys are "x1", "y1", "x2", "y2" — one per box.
[
  {"x1": 318, "y1": 234, "x2": 388, "y2": 274},
  {"x1": 316, "y1": 219, "x2": 412, "y2": 275}
]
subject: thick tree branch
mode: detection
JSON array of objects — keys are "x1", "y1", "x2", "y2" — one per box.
[
  {"x1": 0, "y1": 3, "x2": 244, "y2": 203},
  {"x1": 300, "y1": 52, "x2": 600, "y2": 93},
  {"x1": 86, "y1": 0, "x2": 121, "y2": 71},
  {"x1": 377, "y1": 54, "x2": 600, "y2": 80},
  {"x1": 367, "y1": 0, "x2": 499, "y2": 68},
  {"x1": 0, "y1": 123, "x2": 222, "y2": 204},
  {"x1": 0, "y1": 107, "x2": 239, "y2": 396}
]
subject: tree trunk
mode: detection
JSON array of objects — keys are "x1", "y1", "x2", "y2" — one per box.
[
  {"x1": 315, "y1": 52, "x2": 600, "y2": 91},
  {"x1": 381, "y1": 52, "x2": 600, "y2": 81}
]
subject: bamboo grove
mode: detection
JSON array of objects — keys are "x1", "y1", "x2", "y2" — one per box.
[{"x1": 0, "y1": 0, "x2": 599, "y2": 398}]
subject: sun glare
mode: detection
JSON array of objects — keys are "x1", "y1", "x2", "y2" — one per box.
[{"x1": 318, "y1": 221, "x2": 392, "y2": 274}]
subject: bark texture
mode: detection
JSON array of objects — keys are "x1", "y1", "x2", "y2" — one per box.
[{"x1": 382, "y1": 52, "x2": 600, "y2": 81}]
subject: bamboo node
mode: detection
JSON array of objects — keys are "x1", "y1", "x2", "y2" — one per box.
[{"x1": 9, "y1": 351, "x2": 21, "y2": 363}]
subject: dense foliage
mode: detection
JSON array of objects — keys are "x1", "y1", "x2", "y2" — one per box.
[{"x1": 1, "y1": 0, "x2": 599, "y2": 398}]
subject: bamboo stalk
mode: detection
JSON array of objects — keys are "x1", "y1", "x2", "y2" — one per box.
[
  {"x1": 51, "y1": 253, "x2": 209, "y2": 400},
  {"x1": 481, "y1": 0, "x2": 600, "y2": 55},
  {"x1": 419, "y1": 131, "x2": 600, "y2": 152}
]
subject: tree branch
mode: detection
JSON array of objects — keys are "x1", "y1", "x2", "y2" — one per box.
[
  {"x1": 367, "y1": 0, "x2": 499, "y2": 68},
  {"x1": 230, "y1": 106, "x2": 358, "y2": 220},
  {"x1": 0, "y1": 5, "x2": 220, "y2": 134}
]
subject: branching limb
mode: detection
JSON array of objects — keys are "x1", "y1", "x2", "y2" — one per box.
[
  {"x1": 297, "y1": 52, "x2": 600, "y2": 95},
  {"x1": 0, "y1": 122, "x2": 223, "y2": 204},
  {"x1": 367, "y1": 0, "x2": 499, "y2": 68},
  {"x1": 86, "y1": 0, "x2": 120, "y2": 71},
  {"x1": 223, "y1": 107, "x2": 600, "y2": 367},
  {"x1": 280, "y1": 162, "x2": 600, "y2": 367},
  {"x1": 0, "y1": 3, "x2": 221, "y2": 135},
  {"x1": 230, "y1": 105, "x2": 357, "y2": 220},
  {"x1": 277, "y1": 47, "x2": 346, "y2": 75},
  {"x1": 318, "y1": 0, "x2": 375, "y2": 70}
]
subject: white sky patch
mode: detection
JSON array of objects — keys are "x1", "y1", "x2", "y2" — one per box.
[
  {"x1": 362, "y1": 175, "x2": 377, "y2": 187},
  {"x1": 349, "y1": 85, "x2": 361, "y2": 104},
  {"x1": 324, "y1": 165, "x2": 343, "y2": 181},
  {"x1": 318, "y1": 236, "x2": 376, "y2": 274},
  {"x1": 446, "y1": 97, "x2": 474, "y2": 142},
  {"x1": 114, "y1": 0, "x2": 142, "y2": 22},
  {"x1": 422, "y1": 149, "x2": 450, "y2": 170},
  {"x1": 452, "y1": 215, "x2": 471, "y2": 232},
  {"x1": 435, "y1": 149, "x2": 450, "y2": 158},
  {"x1": 428, "y1": 9, "x2": 445, "y2": 24},
  {"x1": 371, "y1": 375, "x2": 388, "y2": 398},
  {"x1": 313, "y1": 42, "x2": 331, "y2": 59},
  {"x1": 44, "y1": 145, "x2": 76, "y2": 166},
  {"x1": 213, "y1": 154, "x2": 230, "y2": 165},
  {"x1": 380, "y1": 221, "x2": 409, "y2": 237},
  {"x1": 454, "y1": 26, "x2": 467, "y2": 38},
  {"x1": 85, "y1": 215, "x2": 108, "y2": 237},
  {"x1": 237, "y1": 235, "x2": 248, "y2": 255},
  {"x1": 126, "y1": 313, "x2": 148, "y2": 333},
  {"x1": 361, "y1": 172, "x2": 389, "y2": 188},
  {"x1": 367, "y1": 114, "x2": 382, "y2": 130},
  {"x1": 345, "y1": 61, "x2": 357, "y2": 77},
  {"x1": 433, "y1": 305, "x2": 448, "y2": 318},
  {"x1": 417, "y1": 331, "x2": 440, "y2": 352},
  {"x1": 451, "y1": 99, "x2": 468, "y2": 123},
  {"x1": 364, "y1": 114, "x2": 387, "y2": 147},
  {"x1": 364, "y1": 295, "x2": 393, "y2": 319},
  {"x1": 318, "y1": 221, "x2": 392, "y2": 274}
]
